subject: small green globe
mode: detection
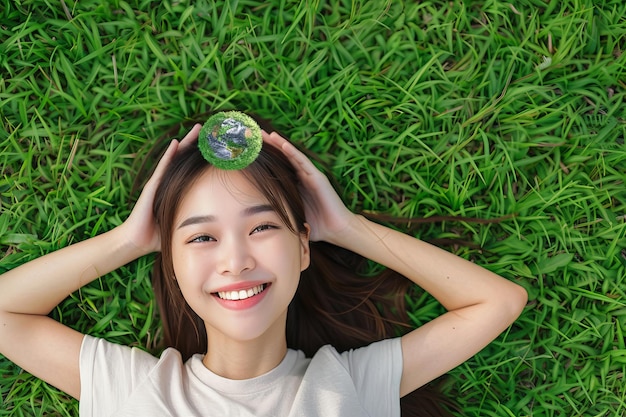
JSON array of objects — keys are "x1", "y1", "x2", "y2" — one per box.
[{"x1": 198, "y1": 111, "x2": 262, "y2": 170}]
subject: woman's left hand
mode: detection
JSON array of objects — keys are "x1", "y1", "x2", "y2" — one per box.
[{"x1": 262, "y1": 131, "x2": 357, "y2": 244}]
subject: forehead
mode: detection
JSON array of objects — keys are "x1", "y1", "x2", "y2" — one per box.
[{"x1": 178, "y1": 168, "x2": 267, "y2": 210}]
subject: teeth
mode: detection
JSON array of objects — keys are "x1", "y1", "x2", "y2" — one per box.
[{"x1": 217, "y1": 284, "x2": 266, "y2": 301}]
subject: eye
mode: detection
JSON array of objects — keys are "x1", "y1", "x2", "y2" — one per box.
[
  {"x1": 188, "y1": 234, "x2": 216, "y2": 243},
  {"x1": 251, "y1": 223, "x2": 278, "y2": 234}
]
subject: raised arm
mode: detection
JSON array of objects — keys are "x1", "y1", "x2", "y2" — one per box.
[
  {"x1": 263, "y1": 131, "x2": 528, "y2": 397},
  {"x1": 0, "y1": 124, "x2": 201, "y2": 399}
]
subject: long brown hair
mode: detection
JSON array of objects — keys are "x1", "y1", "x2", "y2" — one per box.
[{"x1": 150, "y1": 126, "x2": 458, "y2": 416}]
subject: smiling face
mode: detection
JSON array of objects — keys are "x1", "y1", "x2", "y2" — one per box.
[{"x1": 171, "y1": 168, "x2": 310, "y2": 347}]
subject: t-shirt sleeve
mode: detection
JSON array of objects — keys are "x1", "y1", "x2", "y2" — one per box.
[
  {"x1": 79, "y1": 335, "x2": 159, "y2": 417},
  {"x1": 340, "y1": 337, "x2": 403, "y2": 416}
]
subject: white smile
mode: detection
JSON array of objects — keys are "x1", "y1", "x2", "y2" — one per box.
[{"x1": 216, "y1": 284, "x2": 268, "y2": 301}]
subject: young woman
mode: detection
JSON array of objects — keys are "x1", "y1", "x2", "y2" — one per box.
[{"x1": 0, "y1": 123, "x2": 527, "y2": 416}]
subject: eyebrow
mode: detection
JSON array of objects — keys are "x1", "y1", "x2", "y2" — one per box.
[{"x1": 177, "y1": 204, "x2": 275, "y2": 229}]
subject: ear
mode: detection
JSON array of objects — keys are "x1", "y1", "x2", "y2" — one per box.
[{"x1": 299, "y1": 223, "x2": 311, "y2": 271}]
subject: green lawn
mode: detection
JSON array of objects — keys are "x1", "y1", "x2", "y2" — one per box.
[{"x1": 1, "y1": 0, "x2": 625, "y2": 415}]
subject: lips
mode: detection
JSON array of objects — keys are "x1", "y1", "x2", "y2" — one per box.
[
  {"x1": 216, "y1": 283, "x2": 268, "y2": 301},
  {"x1": 211, "y1": 282, "x2": 272, "y2": 310}
]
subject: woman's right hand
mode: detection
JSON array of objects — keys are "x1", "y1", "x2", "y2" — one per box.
[
  {"x1": 122, "y1": 124, "x2": 201, "y2": 254},
  {"x1": 0, "y1": 123, "x2": 202, "y2": 402}
]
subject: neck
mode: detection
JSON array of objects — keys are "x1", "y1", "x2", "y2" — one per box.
[{"x1": 201, "y1": 320, "x2": 288, "y2": 380}]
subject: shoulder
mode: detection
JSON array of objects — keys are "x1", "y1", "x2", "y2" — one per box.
[
  {"x1": 313, "y1": 337, "x2": 403, "y2": 373},
  {"x1": 80, "y1": 335, "x2": 188, "y2": 381},
  {"x1": 311, "y1": 338, "x2": 403, "y2": 389},
  {"x1": 80, "y1": 334, "x2": 172, "y2": 373},
  {"x1": 79, "y1": 335, "x2": 186, "y2": 416},
  {"x1": 294, "y1": 338, "x2": 402, "y2": 416}
]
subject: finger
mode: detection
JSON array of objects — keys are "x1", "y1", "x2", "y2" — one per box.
[
  {"x1": 262, "y1": 131, "x2": 319, "y2": 176},
  {"x1": 179, "y1": 123, "x2": 202, "y2": 151},
  {"x1": 278, "y1": 140, "x2": 319, "y2": 177},
  {"x1": 145, "y1": 139, "x2": 179, "y2": 188},
  {"x1": 261, "y1": 129, "x2": 285, "y2": 148},
  {"x1": 144, "y1": 124, "x2": 200, "y2": 194}
]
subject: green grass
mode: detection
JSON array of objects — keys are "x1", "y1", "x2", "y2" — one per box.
[{"x1": 1, "y1": 0, "x2": 625, "y2": 415}]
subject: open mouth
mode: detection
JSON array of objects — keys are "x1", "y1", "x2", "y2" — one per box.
[{"x1": 214, "y1": 283, "x2": 270, "y2": 301}]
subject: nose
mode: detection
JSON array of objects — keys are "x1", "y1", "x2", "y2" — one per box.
[{"x1": 216, "y1": 235, "x2": 255, "y2": 276}]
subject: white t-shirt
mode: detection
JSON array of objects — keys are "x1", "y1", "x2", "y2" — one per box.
[{"x1": 79, "y1": 335, "x2": 402, "y2": 417}]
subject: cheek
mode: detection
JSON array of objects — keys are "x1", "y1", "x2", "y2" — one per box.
[
  {"x1": 170, "y1": 244, "x2": 187, "y2": 278},
  {"x1": 171, "y1": 252, "x2": 210, "y2": 316},
  {"x1": 171, "y1": 245, "x2": 209, "y2": 291},
  {"x1": 273, "y1": 238, "x2": 307, "y2": 279}
]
